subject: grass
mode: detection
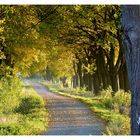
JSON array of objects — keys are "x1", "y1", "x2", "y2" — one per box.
[
  {"x1": 42, "y1": 81, "x2": 130, "y2": 135},
  {"x1": 0, "y1": 77, "x2": 48, "y2": 135}
]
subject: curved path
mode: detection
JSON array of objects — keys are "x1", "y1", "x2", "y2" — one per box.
[{"x1": 30, "y1": 81, "x2": 105, "y2": 135}]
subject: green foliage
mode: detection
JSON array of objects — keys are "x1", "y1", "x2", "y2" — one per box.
[
  {"x1": 0, "y1": 77, "x2": 48, "y2": 135},
  {"x1": 60, "y1": 87, "x2": 87, "y2": 95},
  {"x1": 46, "y1": 46, "x2": 75, "y2": 78},
  {"x1": 94, "y1": 89, "x2": 131, "y2": 135},
  {"x1": 0, "y1": 113, "x2": 47, "y2": 135},
  {"x1": 113, "y1": 90, "x2": 130, "y2": 115},
  {"x1": 44, "y1": 82, "x2": 93, "y2": 97},
  {"x1": 99, "y1": 87, "x2": 113, "y2": 109},
  {"x1": 100, "y1": 88, "x2": 131, "y2": 115},
  {"x1": 0, "y1": 77, "x2": 21, "y2": 114},
  {"x1": 105, "y1": 118, "x2": 130, "y2": 135},
  {"x1": 0, "y1": 124, "x2": 22, "y2": 135},
  {"x1": 75, "y1": 86, "x2": 87, "y2": 94},
  {"x1": 17, "y1": 93, "x2": 45, "y2": 114},
  {"x1": 0, "y1": 5, "x2": 51, "y2": 77}
]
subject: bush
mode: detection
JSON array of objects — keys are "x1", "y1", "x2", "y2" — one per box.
[
  {"x1": 0, "y1": 124, "x2": 22, "y2": 135},
  {"x1": 100, "y1": 87, "x2": 114, "y2": 109},
  {"x1": 105, "y1": 117, "x2": 130, "y2": 135},
  {"x1": 0, "y1": 108, "x2": 48, "y2": 135},
  {"x1": 0, "y1": 77, "x2": 48, "y2": 135},
  {"x1": 99, "y1": 88, "x2": 130, "y2": 115},
  {"x1": 113, "y1": 90, "x2": 131, "y2": 115},
  {"x1": 0, "y1": 77, "x2": 22, "y2": 114},
  {"x1": 17, "y1": 93, "x2": 45, "y2": 114},
  {"x1": 98, "y1": 88, "x2": 131, "y2": 135}
]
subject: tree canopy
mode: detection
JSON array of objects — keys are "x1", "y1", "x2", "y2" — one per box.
[{"x1": 0, "y1": 5, "x2": 129, "y2": 93}]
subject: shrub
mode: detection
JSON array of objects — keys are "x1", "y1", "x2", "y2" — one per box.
[
  {"x1": 0, "y1": 77, "x2": 22, "y2": 114},
  {"x1": 105, "y1": 117, "x2": 130, "y2": 135},
  {"x1": 17, "y1": 93, "x2": 45, "y2": 114},
  {"x1": 0, "y1": 124, "x2": 22, "y2": 135},
  {"x1": 0, "y1": 106, "x2": 48, "y2": 135},
  {"x1": 0, "y1": 77, "x2": 48, "y2": 135},
  {"x1": 99, "y1": 88, "x2": 130, "y2": 115},
  {"x1": 75, "y1": 86, "x2": 87, "y2": 94},
  {"x1": 100, "y1": 87, "x2": 114, "y2": 109},
  {"x1": 113, "y1": 90, "x2": 131, "y2": 115}
]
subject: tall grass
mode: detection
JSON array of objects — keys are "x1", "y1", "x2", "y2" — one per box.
[
  {"x1": 100, "y1": 87, "x2": 131, "y2": 116},
  {"x1": 0, "y1": 77, "x2": 21, "y2": 114},
  {"x1": 0, "y1": 77, "x2": 48, "y2": 135}
]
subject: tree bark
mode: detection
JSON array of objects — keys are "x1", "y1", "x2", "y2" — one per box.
[
  {"x1": 108, "y1": 44, "x2": 118, "y2": 92},
  {"x1": 93, "y1": 72, "x2": 100, "y2": 95},
  {"x1": 77, "y1": 60, "x2": 84, "y2": 88},
  {"x1": 60, "y1": 77, "x2": 68, "y2": 87},
  {"x1": 99, "y1": 47, "x2": 110, "y2": 89},
  {"x1": 123, "y1": 63, "x2": 130, "y2": 91},
  {"x1": 121, "y1": 5, "x2": 140, "y2": 135},
  {"x1": 118, "y1": 67, "x2": 125, "y2": 90},
  {"x1": 72, "y1": 74, "x2": 79, "y2": 88},
  {"x1": 119, "y1": 62, "x2": 130, "y2": 91},
  {"x1": 83, "y1": 72, "x2": 89, "y2": 90}
]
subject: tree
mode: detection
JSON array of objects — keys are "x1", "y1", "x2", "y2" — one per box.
[
  {"x1": 51, "y1": 5, "x2": 128, "y2": 93},
  {"x1": 0, "y1": 5, "x2": 129, "y2": 94},
  {"x1": 0, "y1": 5, "x2": 58, "y2": 78},
  {"x1": 121, "y1": 5, "x2": 140, "y2": 135},
  {"x1": 0, "y1": 5, "x2": 40, "y2": 77}
]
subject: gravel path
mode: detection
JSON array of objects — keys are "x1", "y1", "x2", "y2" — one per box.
[{"x1": 28, "y1": 80, "x2": 105, "y2": 135}]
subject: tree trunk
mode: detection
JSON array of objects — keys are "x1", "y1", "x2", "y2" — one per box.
[
  {"x1": 123, "y1": 63, "x2": 130, "y2": 91},
  {"x1": 60, "y1": 77, "x2": 68, "y2": 87},
  {"x1": 121, "y1": 5, "x2": 140, "y2": 135},
  {"x1": 77, "y1": 60, "x2": 84, "y2": 88},
  {"x1": 118, "y1": 67, "x2": 125, "y2": 90},
  {"x1": 93, "y1": 72, "x2": 100, "y2": 95},
  {"x1": 72, "y1": 75, "x2": 77, "y2": 88},
  {"x1": 46, "y1": 67, "x2": 53, "y2": 81},
  {"x1": 88, "y1": 74, "x2": 93, "y2": 91},
  {"x1": 83, "y1": 72, "x2": 89, "y2": 90},
  {"x1": 119, "y1": 62, "x2": 130, "y2": 91},
  {"x1": 72, "y1": 74, "x2": 79, "y2": 88},
  {"x1": 96, "y1": 53, "x2": 103, "y2": 90},
  {"x1": 108, "y1": 44, "x2": 118, "y2": 92},
  {"x1": 99, "y1": 47, "x2": 110, "y2": 89},
  {"x1": 73, "y1": 61, "x2": 79, "y2": 88}
]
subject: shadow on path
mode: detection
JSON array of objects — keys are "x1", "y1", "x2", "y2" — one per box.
[{"x1": 26, "y1": 79, "x2": 105, "y2": 135}]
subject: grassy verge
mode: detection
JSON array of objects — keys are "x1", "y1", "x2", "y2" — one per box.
[
  {"x1": 0, "y1": 78, "x2": 48, "y2": 135},
  {"x1": 42, "y1": 81, "x2": 130, "y2": 135}
]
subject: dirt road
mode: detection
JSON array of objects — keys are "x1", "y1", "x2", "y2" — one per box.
[{"x1": 30, "y1": 81, "x2": 105, "y2": 135}]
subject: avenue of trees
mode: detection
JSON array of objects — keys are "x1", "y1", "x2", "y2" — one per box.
[
  {"x1": 40, "y1": 5, "x2": 130, "y2": 94},
  {"x1": 0, "y1": 5, "x2": 140, "y2": 134},
  {"x1": 0, "y1": 5, "x2": 129, "y2": 92}
]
